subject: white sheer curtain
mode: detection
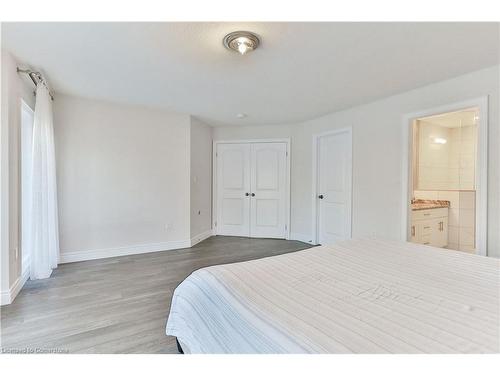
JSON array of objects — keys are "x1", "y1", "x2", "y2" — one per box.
[{"x1": 28, "y1": 83, "x2": 59, "y2": 279}]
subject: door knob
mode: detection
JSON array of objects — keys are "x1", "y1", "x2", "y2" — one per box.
[
  {"x1": 245, "y1": 192, "x2": 250, "y2": 196},
  {"x1": 318, "y1": 194, "x2": 324, "y2": 199},
  {"x1": 251, "y1": 193, "x2": 255, "y2": 197}
]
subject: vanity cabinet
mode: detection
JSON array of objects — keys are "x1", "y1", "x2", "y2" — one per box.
[{"x1": 411, "y1": 208, "x2": 448, "y2": 248}]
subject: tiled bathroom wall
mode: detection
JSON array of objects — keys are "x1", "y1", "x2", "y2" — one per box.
[
  {"x1": 448, "y1": 125, "x2": 477, "y2": 190},
  {"x1": 416, "y1": 121, "x2": 451, "y2": 190},
  {"x1": 416, "y1": 122, "x2": 476, "y2": 191}
]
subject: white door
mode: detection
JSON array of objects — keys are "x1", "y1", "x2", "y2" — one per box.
[
  {"x1": 216, "y1": 142, "x2": 288, "y2": 239},
  {"x1": 216, "y1": 143, "x2": 251, "y2": 236},
  {"x1": 316, "y1": 130, "x2": 352, "y2": 245},
  {"x1": 250, "y1": 143, "x2": 287, "y2": 238}
]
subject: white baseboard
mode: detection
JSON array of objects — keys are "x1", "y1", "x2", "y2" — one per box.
[
  {"x1": 1, "y1": 266, "x2": 30, "y2": 306},
  {"x1": 0, "y1": 289, "x2": 11, "y2": 305},
  {"x1": 190, "y1": 229, "x2": 214, "y2": 246},
  {"x1": 59, "y1": 239, "x2": 192, "y2": 264},
  {"x1": 290, "y1": 232, "x2": 314, "y2": 244},
  {"x1": 11, "y1": 266, "x2": 30, "y2": 302}
]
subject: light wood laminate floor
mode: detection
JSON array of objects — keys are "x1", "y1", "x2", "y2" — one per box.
[{"x1": 0, "y1": 236, "x2": 312, "y2": 354}]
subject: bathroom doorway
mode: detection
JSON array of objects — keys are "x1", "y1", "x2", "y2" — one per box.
[{"x1": 403, "y1": 98, "x2": 488, "y2": 255}]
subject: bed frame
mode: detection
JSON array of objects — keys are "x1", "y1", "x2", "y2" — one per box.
[{"x1": 176, "y1": 338, "x2": 184, "y2": 354}]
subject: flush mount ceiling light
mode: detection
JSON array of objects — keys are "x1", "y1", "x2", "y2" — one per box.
[{"x1": 223, "y1": 31, "x2": 260, "y2": 55}]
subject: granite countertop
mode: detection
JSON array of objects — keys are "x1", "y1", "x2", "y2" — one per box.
[{"x1": 411, "y1": 199, "x2": 450, "y2": 211}]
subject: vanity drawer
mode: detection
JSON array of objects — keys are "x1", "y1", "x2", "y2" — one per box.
[
  {"x1": 421, "y1": 223, "x2": 433, "y2": 234},
  {"x1": 420, "y1": 234, "x2": 432, "y2": 245},
  {"x1": 412, "y1": 207, "x2": 448, "y2": 221}
]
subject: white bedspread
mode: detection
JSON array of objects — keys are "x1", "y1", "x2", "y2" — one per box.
[{"x1": 166, "y1": 238, "x2": 500, "y2": 353}]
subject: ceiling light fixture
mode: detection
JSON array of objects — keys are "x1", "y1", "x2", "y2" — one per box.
[
  {"x1": 236, "y1": 113, "x2": 247, "y2": 119},
  {"x1": 223, "y1": 31, "x2": 260, "y2": 55}
]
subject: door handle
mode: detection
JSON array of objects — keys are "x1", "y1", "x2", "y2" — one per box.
[
  {"x1": 245, "y1": 192, "x2": 250, "y2": 196},
  {"x1": 251, "y1": 193, "x2": 255, "y2": 197},
  {"x1": 411, "y1": 225, "x2": 415, "y2": 237},
  {"x1": 318, "y1": 194, "x2": 324, "y2": 199}
]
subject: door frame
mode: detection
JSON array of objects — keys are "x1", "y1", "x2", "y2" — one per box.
[
  {"x1": 401, "y1": 96, "x2": 489, "y2": 256},
  {"x1": 311, "y1": 127, "x2": 353, "y2": 245},
  {"x1": 212, "y1": 138, "x2": 291, "y2": 240}
]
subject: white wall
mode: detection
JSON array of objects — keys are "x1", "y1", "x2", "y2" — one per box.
[
  {"x1": 53, "y1": 95, "x2": 192, "y2": 258},
  {"x1": 213, "y1": 66, "x2": 500, "y2": 258},
  {"x1": 1, "y1": 49, "x2": 36, "y2": 302},
  {"x1": 190, "y1": 117, "x2": 213, "y2": 240}
]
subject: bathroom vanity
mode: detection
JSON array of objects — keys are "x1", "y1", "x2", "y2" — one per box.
[{"x1": 410, "y1": 201, "x2": 449, "y2": 248}]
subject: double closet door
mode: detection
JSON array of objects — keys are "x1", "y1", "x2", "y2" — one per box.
[{"x1": 215, "y1": 142, "x2": 288, "y2": 239}]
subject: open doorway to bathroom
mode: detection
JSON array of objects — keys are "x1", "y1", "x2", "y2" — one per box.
[{"x1": 405, "y1": 99, "x2": 488, "y2": 256}]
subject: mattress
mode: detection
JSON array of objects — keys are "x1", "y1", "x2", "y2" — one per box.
[{"x1": 165, "y1": 238, "x2": 500, "y2": 353}]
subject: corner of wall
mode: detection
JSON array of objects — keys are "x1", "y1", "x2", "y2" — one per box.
[{"x1": 189, "y1": 117, "x2": 214, "y2": 240}]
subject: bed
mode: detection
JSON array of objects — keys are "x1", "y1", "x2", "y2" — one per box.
[{"x1": 165, "y1": 238, "x2": 500, "y2": 353}]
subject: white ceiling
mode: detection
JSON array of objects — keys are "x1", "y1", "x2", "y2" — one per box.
[{"x1": 2, "y1": 22, "x2": 498, "y2": 126}]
